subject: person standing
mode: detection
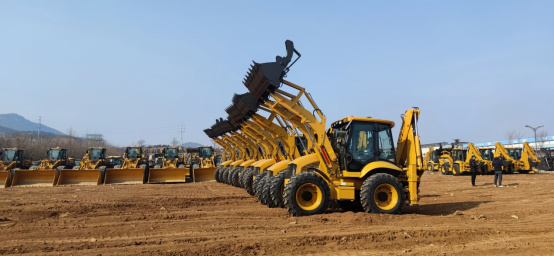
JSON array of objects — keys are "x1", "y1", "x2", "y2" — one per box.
[
  {"x1": 469, "y1": 155, "x2": 479, "y2": 187},
  {"x1": 492, "y1": 155, "x2": 504, "y2": 187}
]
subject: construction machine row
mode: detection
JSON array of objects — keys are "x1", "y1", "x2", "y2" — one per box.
[
  {"x1": 424, "y1": 141, "x2": 541, "y2": 175},
  {"x1": 0, "y1": 145, "x2": 219, "y2": 188},
  {"x1": 203, "y1": 40, "x2": 426, "y2": 216}
]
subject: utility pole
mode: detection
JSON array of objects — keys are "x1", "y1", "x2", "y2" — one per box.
[
  {"x1": 38, "y1": 116, "x2": 41, "y2": 141},
  {"x1": 180, "y1": 124, "x2": 185, "y2": 146},
  {"x1": 525, "y1": 125, "x2": 544, "y2": 151}
]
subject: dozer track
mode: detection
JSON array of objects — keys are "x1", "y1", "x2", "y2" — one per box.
[
  {"x1": 104, "y1": 168, "x2": 146, "y2": 185},
  {"x1": 11, "y1": 169, "x2": 58, "y2": 187},
  {"x1": 57, "y1": 169, "x2": 102, "y2": 186},
  {"x1": 148, "y1": 167, "x2": 192, "y2": 183}
]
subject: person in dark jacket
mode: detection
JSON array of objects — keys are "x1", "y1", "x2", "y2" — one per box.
[
  {"x1": 469, "y1": 155, "x2": 479, "y2": 187},
  {"x1": 492, "y1": 155, "x2": 504, "y2": 187}
]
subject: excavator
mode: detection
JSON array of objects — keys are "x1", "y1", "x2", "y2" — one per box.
[
  {"x1": 104, "y1": 146, "x2": 148, "y2": 184},
  {"x1": 206, "y1": 40, "x2": 425, "y2": 215},
  {"x1": 0, "y1": 148, "x2": 32, "y2": 188},
  {"x1": 57, "y1": 147, "x2": 107, "y2": 185},
  {"x1": 12, "y1": 147, "x2": 75, "y2": 187},
  {"x1": 148, "y1": 146, "x2": 191, "y2": 183},
  {"x1": 494, "y1": 142, "x2": 540, "y2": 174}
]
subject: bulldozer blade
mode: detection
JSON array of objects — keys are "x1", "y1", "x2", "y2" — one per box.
[
  {"x1": 148, "y1": 168, "x2": 191, "y2": 183},
  {"x1": 11, "y1": 170, "x2": 57, "y2": 187},
  {"x1": 104, "y1": 168, "x2": 145, "y2": 185},
  {"x1": 192, "y1": 167, "x2": 217, "y2": 182},
  {"x1": 57, "y1": 169, "x2": 101, "y2": 186},
  {"x1": 0, "y1": 171, "x2": 12, "y2": 188}
]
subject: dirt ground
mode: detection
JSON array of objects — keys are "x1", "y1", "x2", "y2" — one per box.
[{"x1": 1, "y1": 171, "x2": 554, "y2": 256}]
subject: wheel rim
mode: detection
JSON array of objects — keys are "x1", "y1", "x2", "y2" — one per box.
[
  {"x1": 296, "y1": 183, "x2": 322, "y2": 211},
  {"x1": 373, "y1": 183, "x2": 398, "y2": 211}
]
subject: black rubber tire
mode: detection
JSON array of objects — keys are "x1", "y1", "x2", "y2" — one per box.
[
  {"x1": 261, "y1": 176, "x2": 277, "y2": 208},
  {"x1": 453, "y1": 164, "x2": 460, "y2": 176},
  {"x1": 220, "y1": 166, "x2": 229, "y2": 183},
  {"x1": 427, "y1": 163, "x2": 434, "y2": 172},
  {"x1": 255, "y1": 173, "x2": 267, "y2": 201},
  {"x1": 221, "y1": 167, "x2": 230, "y2": 184},
  {"x1": 214, "y1": 167, "x2": 221, "y2": 183},
  {"x1": 360, "y1": 173, "x2": 405, "y2": 214},
  {"x1": 269, "y1": 171, "x2": 287, "y2": 208},
  {"x1": 225, "y1": 168, "x2": 234, "y2": 185},
  {"x1": 231, "y1": 167, "x2": 242, "y2": 187},
  {"x1": 242, "y1": 168, "x2": 255, "y2": 195},
  {"x1": 252, "y1": 172, "x2": 265, "y2": 197},
  {"x1": 283, "y1": 172, "x2": 331, "y2": 216},
  {"x1": 441, "y1": 163, "x2": 450, "y2": 175}
]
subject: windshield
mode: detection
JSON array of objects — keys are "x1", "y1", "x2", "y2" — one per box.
[
  {"x1": 3, "y1": 150, "x2": 17, "y2": 162},
  {"x1": 452, "y1": 150, "x2": 467, "y2": 162},
  {"x1": 165, "y1": 148, "x2": 178, "y2": 159},
  {"x1": 127, "y1": 148, "x2": 140, "y2": 159},
  {"x1": 199, "y1": 147, "x2": 214, "y2": 158},
  {"x1": 49, "y1": 149, "x2": 62, "y2": 161},
  {"x1": 90, "y1": 149, "x2": 105, "y2": 161}
]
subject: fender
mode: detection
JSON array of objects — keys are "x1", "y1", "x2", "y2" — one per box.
[
  {"x1": 220, "y1": 160, "x2": 234, "y2": 167},
  {"x1": 240, "y1": 159, "x2": 257, "y2": 168},
  {"x1": 288, "y1": 153, "x2": 320, "y2": 175},
  {"x1": 256, "y1": 158, "x2": 277, "y2": 172},
  {"x1": 230, "y1": 160, "x2": 244, "y2": 168},
  {"x1": 267, "y1": 159, "x2": 291, "y2": 173},
  {"x1": 342, "y1": 161, "x2": 402, "y2": 178}
]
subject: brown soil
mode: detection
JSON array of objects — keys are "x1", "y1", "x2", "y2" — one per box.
[{"x1": 1, "y1": 172, "x2": 553, "y2": 255}]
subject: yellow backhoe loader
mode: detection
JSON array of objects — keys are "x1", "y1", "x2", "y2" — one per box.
[
  {"x1": 0, "y1": 148, "x2": 32, "y2": 188},
  {"x1": 494, "y1": 142, "x2": 540, "y2": 174},
  {"x1": 206, "y1": 40, "x2": 425, "y2": 215},
  {"x1": 12, "y1": 147, "x2": 75, "y2": 187},
  {"x1": 436, "y1": 143, "x2": 489, "y2": 176},
  {"x1": 423, "y1": 147, "x2": 440, "y2": 172},
  {"x1": 57, "y1": 147, "x2": 107, "y2": 185},
  {"x1": 148, "y1": 146, "x2": 191, "y2": 183},
  {"x1": 104, "y1": 146, "x2": 148, "y2": 185}
]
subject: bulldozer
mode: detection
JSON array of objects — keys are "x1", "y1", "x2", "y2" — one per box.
[
  {"x1": 0, "y1": 148, "x2": 32, "y2": 188},
  {"x1": 57, "y1": 147, "x2": 107, "y2": 185},
  {"x1": 187, "y1": 146, "x2": 218, "y2": 182},
  {"x1": 206, "y1": 40, "x2": 425, "y2": 215},
  {"x1": 12, "y1": 147, "x2": 75, "y2": 187},
  {"x1": 104, "y1": 146, "x2": 148, "y2": 184},
  {"x1": 148, "y1": 146, "x2": 191, "y2": 183}
]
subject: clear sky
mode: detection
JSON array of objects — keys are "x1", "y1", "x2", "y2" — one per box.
[{"x1": 1, "y1": 1, "x2": 552, "y2": 146}]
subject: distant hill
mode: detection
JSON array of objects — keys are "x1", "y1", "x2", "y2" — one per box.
[
  {"x1": 0, "y1": 125, "x2": 17, "y2": 136},
  {"x1": 182, "y1": 142, "x2": 203, "y2": 148},
  {"x1": 0, "y1": 113, "x2": 64, "y2": 135}
]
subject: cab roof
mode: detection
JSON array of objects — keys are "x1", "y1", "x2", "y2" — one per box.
[{"x1": 330, "y1": 116, "x2": 395, "y2": 129}]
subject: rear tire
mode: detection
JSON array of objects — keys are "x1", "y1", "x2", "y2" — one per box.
[
  {"x1": 261, "y1": 177, "x2": 277, "y2": 208},
  {"x1": 360, "y1": 173, "x2": 405, "y2": 214},
  {"x1": 214, "y1": 167, "x2": 221, "y2": 183},
  {"x1": 230, "y1": 167, "x2": 241, "y2": 187},
  {"x1": 255, "y1": 173, "x2": 267, "y2": 201},
  {"x1": 242, "y1": 168, "x2": 255, "y2": 195},
  {"x1": 283, "y1": 172, "x2": 331, "y2": 216},
  {"x1": 252, "y1": 172, "x2": 265, "y2": 196},
  {"x1": 441, "y1": 163, "x2": 450, "y2": 175}
]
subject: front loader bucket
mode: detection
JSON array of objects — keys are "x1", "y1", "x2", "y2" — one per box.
[
  {"x1": 11, "y1": 170, "x2": 57, "y2": 187},
  {"x1": 104, "y1": 168, "x2": 145, "y2": 185},
  {"x1": 148, "y1": 168, "x2": 191, "y2": 183},
  {"x1": 243, "y1": 40, "x2": 298, "y2": 103},
  {"x1": 192, "y1": 167, "x2": 217, "y2": 182},
  {"x1": 57, "y1": 169, "x2": 101, "y2": 186},
  {"x1": 0, "y1": 171, "x2": 12, "y2": 188}
]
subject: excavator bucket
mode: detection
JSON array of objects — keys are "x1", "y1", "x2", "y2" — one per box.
[
  {"x1": 104, "y1": 168, "x2": 145, "y2": 185},
  {"x1": 11, "y1": 170, "x2": 57, "y2": 187},
  {"x1": 243, "y1": 40, "x2": 299, "y2": 102},
  {"x1": 0, "y1": 171, "x2": 12, "y2": 188},
  {"x1": 148, "y1": 167, "x2": 192, "y2": 183},
  {"x1": 57, "y1": 169, "x2": 101, "y2": 186},
  {"x1": 192, "y1": 167, "x2": 217, "y2": 182}
]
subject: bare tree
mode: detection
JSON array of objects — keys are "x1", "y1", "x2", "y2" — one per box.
[
  {"x1": 537, "y1": 130, "x2": 549, "y2": 149},
  {"x1": 506, "y1": 129, "x2": 524, "y2": 143},
  {"x1": 137, "y1": 139, "x2": 146, "y2": 147}
]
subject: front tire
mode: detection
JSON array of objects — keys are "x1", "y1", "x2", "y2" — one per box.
[
  {"x1": 360, "y1": 173, "x2": 405, "y2": 214},
  {"x1": 453, "y1": 164, "x2": 461, "y2": 176},
  {"x1": 427, "y1": 163, "x2": 434, "y2": 172},
  {"x1": 283, "y1": 172, "x2": 331, "y2": 216}
]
